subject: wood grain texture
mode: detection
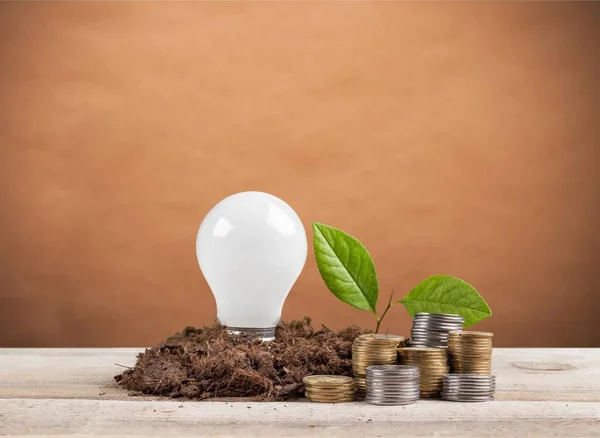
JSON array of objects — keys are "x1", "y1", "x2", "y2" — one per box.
[
  {"x1": 2, "y1": 399, "x2": 599, "y2": 437},
  {"x1": 0, "y1": 348, "x2": 599, "y2": 436}
]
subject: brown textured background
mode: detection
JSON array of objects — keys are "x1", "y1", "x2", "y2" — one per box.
[{"x1": 1, "y1": 2, "x2": 599, "y2": 348}]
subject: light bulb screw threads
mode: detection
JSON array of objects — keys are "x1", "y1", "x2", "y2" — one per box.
[{"x1": 226, "y1": 326, "x2": 276, "y2": 342}]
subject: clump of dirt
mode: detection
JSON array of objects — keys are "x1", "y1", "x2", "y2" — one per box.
[{"x1": 115, "y1": 317, "x2": 370, "y2": 401}]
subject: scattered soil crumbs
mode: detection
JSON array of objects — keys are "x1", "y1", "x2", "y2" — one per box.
[{"x1": 115, "y1": 317, "x2": 370, "y2": 401}]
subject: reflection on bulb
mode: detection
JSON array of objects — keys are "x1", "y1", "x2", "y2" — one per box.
[{"x1": 196, "y1": 191, "x2": 307, "y2": 341}]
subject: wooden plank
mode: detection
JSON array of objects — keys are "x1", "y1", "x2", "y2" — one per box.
[
  {"x1": 1, "y1": 348, "x2": 599, "y2": 437},
  {"x1": 0, "y1": 348, "x2": 142, "y2": 400},
  {"x1": 1, "y1": 348, "x2": 599, "y2": 401},
  {"x1": 1, "y1": 398, "x2": 599, "y2": 437}
]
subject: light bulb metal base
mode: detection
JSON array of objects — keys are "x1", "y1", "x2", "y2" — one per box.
[{"x1": 226, "y1": 326, "x2": 276, "y2": 342}]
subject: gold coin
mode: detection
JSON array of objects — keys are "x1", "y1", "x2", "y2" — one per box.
[
  {"x1": 307, "y1": 398, "x2": 355, "y2": 403},
  {"x1": 353, "y1": 350, "x2": 398, "y2": 355},
  {"x1": 448, "y1": 330, "x2": 493, "y2": 338},
  {"x1": 310, "y1": 390, "x2": 356, "y2": 395},
  {"x1": 398, "y1": 347, "x2": 447, "y2": 354},
  {"x1": 357, "y1": 334, "x2": 405, "y2": 342},
  {"x1": 302, "y1": 375, "x2": 354, "y2": 387},
  {"x1": 352, "y1": 350, "x2": 398, "y2": 360},
  {"x1": 305, "y1": 386, "x2": 354, "y2": 393},
  {"x1": 400, "y1": 359, "x2": 447, "y2": 365},
  {"x1": 400, "y1": 361, "x2": 447, "y2": 368},
  {"x1": 306, "y1": 392, "x2": 354, "y2": 400},
  {"x1": 306, "y1": 384, "x2": 354, "y2": 389}
]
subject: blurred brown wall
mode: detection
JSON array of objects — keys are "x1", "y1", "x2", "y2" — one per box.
[{"x1": 1, "y1": 2, "x2": 599, "y2": 347}]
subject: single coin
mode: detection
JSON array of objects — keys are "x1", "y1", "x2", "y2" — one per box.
[
  {"x1": 305, "y1": 387, "x2": 355, "y2": 395},
  {"x1": 414, "y1": 312, "x2": 464, "y2": 319},
  {"x1": 398, "y1": 347, "x2": 448, "y2": 354},
  {"x1": 448, "y1": 330, "x2": 493, "y2": 337},
  {"x1": 366, "y1": 394, "x2": 420, "y2": 399},
  {"x1": 302, "y1": 375, "x2": 354, "y2": 387},
  {"x1": 307, "y1": 398, "x2": 355, "y2": 403}
]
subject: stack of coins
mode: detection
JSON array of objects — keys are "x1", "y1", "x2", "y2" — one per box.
[
  {"x1": 397, "y1": 347, "x2": 449, "y2": 398},
  {"x1": 352, "y1": 334, "x2": 406, "y2": 399},
  {"x1": 409, "y1": 313, "x2": 464, "y2": 348},
  {"x1": 442, "y1": 374, "x2": 496, "y2": 402},
  {"x1": 448, "y1": 331, "x2": 493, "y2": 374},
  {"x1": 365, "y1": 365, "x2": 420, "y2": 405},
  {"x1": 302, "y1": 375, "x2": 355, "y2": 403}
]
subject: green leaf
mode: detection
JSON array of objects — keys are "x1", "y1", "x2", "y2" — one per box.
[
  {"x1": 397, "y1": 275, "x2": 491, "y2": 327},
  {"x1": 312, "y1": 222, "x2": 379, "y2": 314}
]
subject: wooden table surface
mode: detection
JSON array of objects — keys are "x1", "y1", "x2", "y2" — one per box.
[{"x1": 1, "y1": 348, "x2": 599, "y2": 437}]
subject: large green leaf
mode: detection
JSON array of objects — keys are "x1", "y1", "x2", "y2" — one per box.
[
  {"x1": 397, "y1": 275, "x2": 491, "y2": 327},
  {"x1": 312, "y1": 222, "x2": 378, "y2": 314}
]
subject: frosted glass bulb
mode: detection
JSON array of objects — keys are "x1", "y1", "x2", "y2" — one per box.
[{"x1": 196, "y1": 191, "x2": 307, "y2": 341}]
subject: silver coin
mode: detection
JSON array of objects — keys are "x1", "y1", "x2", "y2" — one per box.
[
  {"x1": 413, "y1": 313, "x2": 465, "y2": 322},
  {"x1": 366, "y1": 370, "x2": 420, "y2": 376},
  {"x1": 442, "y1": 395, "x2": 495, "y2": 402},
  {"x1": 443, "y1": 380, "x2": 496, "y2": 385},
  {"x1": 412, "y1": 326, "x2": 462, "y2": 332},
  {"x1": 414, "y1": 312, "x2": 464, "y2": 318},
  {"x1": 443, "y1": 379, "x2": 496, "y2": 384},
  {"x1": 366, "y1": 374, "x2": 418, "y2": 379},
  {"x1": 410, "y1": 328, "x2": 452, "y2": 334},
  {"x1": 366, "y1": 399, "x2": 418, "y2": 406},
  {"x1": 442, "y1": 392, "x2": 495, "y2": 397},
  {"x1": 413, "y1": 319, "x2": 463, "y2": 326},
  {"x1": 408, "y1": 340, "x2": 449, "y2": 346},
  {"x1": 367, "y1": 374, "x2": 420, "y2": 379},
  {"x1": 444, "y1": 389, "x2": 495, "y2": 394},
  {"x1": 443, "y1": 375, "x2": 496, "y2": 380},
  {"x1": 410, "y1": 332, "x2": 450, "y2": 339},
  {"x1": 442, "y1": 385, "x2": 495, "y2": 391},
  {"x1": 409, "y1": 343, "x2": 448, "y2": 348},
  {"x1": 366, "y1": 365, "x2": 418, "y2": 372},
  {"x1": 412, "y1": 328, "x2": 460, "y2": 334},
  {"x1": 411, "y1": 325, "x2": 457, "y2": 330},
  {"x1": 367, "y1": 396, "x2": 420, "y2": 401},
  {"x1": 367, "y1": 382, "x2": 420, "y2": 387},
  {"x1": 365, "y1": 394, "x2": 419, "y2": 403},
  {"x1": 443, "y1": 374, "x2": 496, "y2": 379},
  {"x1": 367, "y1": 373, "x2": 420, "y2": 378},
  {"x1": 366, "y1": 385, "x2": 419, "y2": 390},
  {"x1": 367, "y1": 390, "x2": 420, "y2": 395}
]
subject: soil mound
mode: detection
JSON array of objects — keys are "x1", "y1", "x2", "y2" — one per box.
[{"x1": 115, "y1": 318, "x2": 370, "y2": 400}]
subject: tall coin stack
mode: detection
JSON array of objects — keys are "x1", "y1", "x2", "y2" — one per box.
[
  {"x1": 448, "y1": 331, "x2": 493, "y2": 374},
  {"x1": 409, "y1": 313, "x2": 464, "y2": 347},
  {"x1": 442, "y1": 374, "x2": 496, "y2": 402},
  {"x1": 302, "y1": 375, "x2": 355, "y2": 403},
  {"x1": 365, "y1": 365, "x2": 420, "y2": 406},
  {"x1": 397, "y1": 347, "x2": 449, "y2": 398},
  {"x1": 352, "y1": 334, "x2": 406, "y2": 399}
]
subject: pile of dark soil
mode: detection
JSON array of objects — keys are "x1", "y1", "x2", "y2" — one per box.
[{"x1": 115, "y1": 318, "x2": 370, "y2": 401}]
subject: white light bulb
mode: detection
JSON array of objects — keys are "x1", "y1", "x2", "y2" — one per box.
[{"x1": 196, "y1": 191, "x2": 307, "y2": 341}]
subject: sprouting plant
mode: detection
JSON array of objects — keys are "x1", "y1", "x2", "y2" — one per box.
[{"x1": 312, "y1": 222, "x2": 492, "y2": 332}]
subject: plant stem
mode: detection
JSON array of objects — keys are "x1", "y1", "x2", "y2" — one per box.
[{"x1": 375, "y1": 290, "x2": 395, "y2": 333}]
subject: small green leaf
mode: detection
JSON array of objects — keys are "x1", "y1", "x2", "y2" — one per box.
[
  {"x1": 397, "y1": 275, "x2": 491, "y2": 327},
  {"x1": 312, "y1": 222, "x2": 379, "y2": 314}
]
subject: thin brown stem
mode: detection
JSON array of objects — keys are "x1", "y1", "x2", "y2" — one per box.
[{"x1": 375, "y1": 290, "x2": 395, "y2": 333}]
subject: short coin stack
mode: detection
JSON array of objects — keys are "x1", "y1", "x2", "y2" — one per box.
[
  {"x1": 352, "y1": 334, "x2": 406, "y2": 399},
  {"x1": 365, "y1": 365, "x2": 420, "y2": 405},
  {"x1": 409, "y1": 313, "x2": 464, "y2": 348},
  {"x1": 442, "y1": 374, "x2": 496, "y2": 402},
  {"x1": 397, "y1": 347, "x2": 449, "y2": 398},
  {"x1": 448, "y1": 331, "x2": 493, "y2": 374},
  {"x1": 302, "y1": 375, "x2": 355, "y2": 403}
]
